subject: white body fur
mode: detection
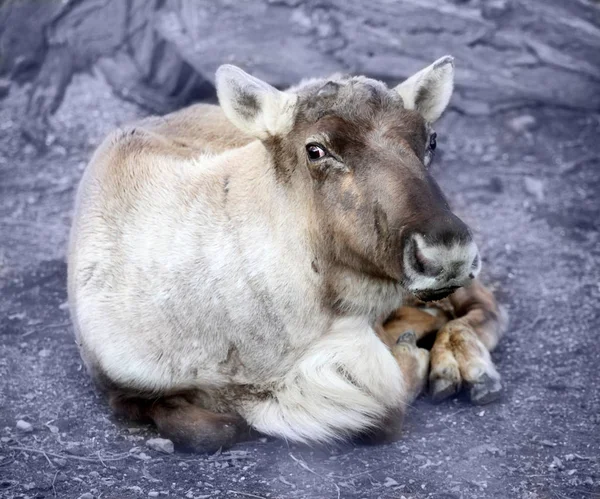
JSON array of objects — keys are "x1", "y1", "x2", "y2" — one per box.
[
  {"x1": 69, "y1": 57, "x2": 461, "y2": 443},
  {"x1": 69, "y1": 127, "x2": 406, "y2": 442}
]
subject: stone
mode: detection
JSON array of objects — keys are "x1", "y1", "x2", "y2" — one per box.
[
  {"x1": 0, "y1": 0, "x2": 596, "y2": 150},
  {"x1": 132, "y1": 452, "x2": 152, "y2": 461},
  {"x1": 508, "y1": 115, "x2": 538, "y2": 133},
  {"x1": 148, "y1": 492, "x2": 159, "y2": 498},
  {"x1": 267, "y1": 0, "x2": 302, "y2": 5},
  {"x1": 16, "y1": 420, "x2": 33, "y2": 432},
  {"x1": 146, "y1": 437, "x2": 174, "y2": 454},
  {"x1": 78, "y1": 494, "x2": 94, "y2": 499},
  {"x1": 481, "y1": 0, "x2": 512, "y2": 20},
  {"x1": 549, "y1": 456, "x2": 564, "y2": 470},
  {"x1": 524, "y1": 177, "x2": 545, "y2": 202},
  {"x1": 0, "y1": 79, "x2": 10, "y2": 99},
  {"x1": 383, "y1": 477, "x2": 399, "y2": 487}
]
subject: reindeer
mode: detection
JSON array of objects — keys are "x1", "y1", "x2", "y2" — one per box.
[{"x1": 67, "y1": 56, "x2": 506, "y2": 451}]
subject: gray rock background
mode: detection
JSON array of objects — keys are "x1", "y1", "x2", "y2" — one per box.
[
  {"x1": 1, "y1": 0, "x2": 599, "y2": 498},
  {"x1": 1, "y1": 0, "x2": 600, "y2": 145}
]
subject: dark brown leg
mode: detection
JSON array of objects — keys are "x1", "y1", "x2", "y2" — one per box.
[{"x1": 109, "y1": 393, "x2": 246, "y2": 453}]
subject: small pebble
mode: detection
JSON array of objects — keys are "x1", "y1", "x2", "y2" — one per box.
[
  {"x1": 148, "y1": 492, "x2": 159, "y2": 498},
  {"x1": 524, "y1": 177, "x2": 544, "y2": 202},
  {"x1": 78, "y1": 494, "x2": 94, "y2": 499},
  {"x1": 0, "y1": 78, "x2": 10, "y2": 99},
  {"x1": 16, "y1": 420, "x2": 33, "y2": 432},
  {"x1": 133, "y1": 452, "x2": 152, "y2": 461},
  {"x1": 508, "y1": 114, "x2": 537, "y2": 133},
  {"x1": 146, "y1": 438, "x2": 174, "y2": 454},
  {"x1": 481, "y1": 0, "x2": 511, "y2": 20},
  {"x1": 549, "y1": 456, "x2": 564, "y2": 470},
  {"x1": 384, "y1": 477, "x2": 398, "y2": 487}
]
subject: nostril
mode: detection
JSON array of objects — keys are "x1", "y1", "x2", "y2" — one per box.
[
  {"x1": 411, "y1": 240, "x2": 443, "y2": 277},
  {"x1": 468, "y1": 253, "x2": 480, "y2": 279}
]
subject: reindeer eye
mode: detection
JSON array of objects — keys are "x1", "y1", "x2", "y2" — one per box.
[
  {"x1": 429, "y1": 133, "x2": 437, "y2": 151},
  {"x1": 306, "y1": 143, "x2": 327, "y2": 161}
]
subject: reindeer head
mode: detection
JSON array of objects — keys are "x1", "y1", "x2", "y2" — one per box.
[{"x1": 216, "y1": 57, "x2": 480, "y2": 303}]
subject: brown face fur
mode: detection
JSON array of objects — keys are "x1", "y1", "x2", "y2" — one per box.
[{"x1": 266, "y1": 76, "x2": 450, "y2": 285}]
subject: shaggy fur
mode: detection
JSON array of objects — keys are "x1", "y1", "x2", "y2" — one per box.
[{"x1": 68, "y1": 57, "x2": 502, "y2": 450}]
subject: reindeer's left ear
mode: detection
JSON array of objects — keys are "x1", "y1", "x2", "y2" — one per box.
[{"x1": 394, "y1": 56, "x2": 455, "y2": 123}]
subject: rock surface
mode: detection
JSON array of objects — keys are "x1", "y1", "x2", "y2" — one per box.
[
  {"x1": 1, "y1": 1, "x2": 599, "y2": 498},
  {"x1": 1, "y1": 0, "x2": 599, "y2": 146}
]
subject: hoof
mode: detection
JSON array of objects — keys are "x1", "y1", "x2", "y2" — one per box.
[
  {"x1": 430, "y1": 378, "x2": 459, "y2": 403},
  {"x1": 397, "y1": 330, "x2": 417, "y2": 345},
  {"x1": 469, "y1": 373, "x2": 502, "y2": 405}
]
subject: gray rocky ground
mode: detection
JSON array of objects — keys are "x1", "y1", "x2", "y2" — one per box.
[{"x1": 1, "y1": 1, "x2": 600, "y2": 498}]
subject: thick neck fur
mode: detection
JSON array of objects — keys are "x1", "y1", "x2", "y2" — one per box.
[{"x1": 225, "y1": 140, "x2": 404, "y2": 323}]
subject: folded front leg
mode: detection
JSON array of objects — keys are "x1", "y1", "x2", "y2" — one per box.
[
  {"x1": 429, "y1": 279, "x2": 508, "y2": 404},
  {"x1": 390, "y1": 330, "x2": 430, "y2": 403},
  {"x1": 380, "y1": 303, "x2": 451, "y2": 347}
]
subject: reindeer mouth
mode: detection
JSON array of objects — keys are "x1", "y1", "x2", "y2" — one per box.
[{"x1": 413, "y1": 286, "x2": 460, "y2": 303}]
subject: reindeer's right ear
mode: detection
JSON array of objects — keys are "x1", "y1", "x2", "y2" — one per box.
[{"x1": 216, "y1": 65, "x2": 297, "y2": 140}]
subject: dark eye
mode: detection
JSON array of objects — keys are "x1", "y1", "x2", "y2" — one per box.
[
  {"x1": 429, "y1": 133, "x2": 437, "y2": 151},
  {"x1": 306, "y1": 143, "x2": 327, "y2": 161}
]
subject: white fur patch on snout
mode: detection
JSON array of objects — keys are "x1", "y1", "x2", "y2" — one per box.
[{"x1": 405, "y1": 234, "x2": 480, "y2": 292}]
